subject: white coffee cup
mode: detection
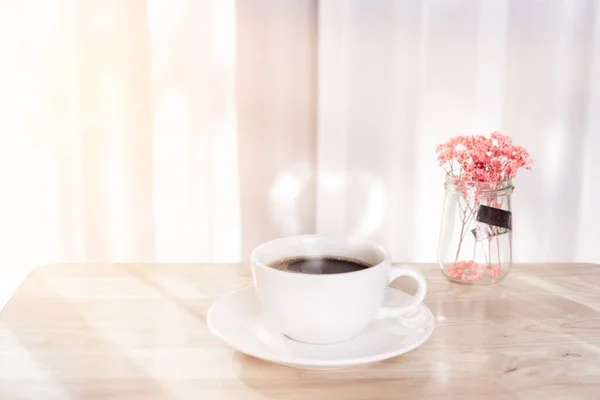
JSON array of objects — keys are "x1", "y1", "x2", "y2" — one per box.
[{"x1": 251, "y1": 235, "x2": 427, "y2": 344}]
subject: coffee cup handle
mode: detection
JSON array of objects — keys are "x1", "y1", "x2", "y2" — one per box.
[{"x1": 374, "y1": 265, "x2": 427, "y2": 319}]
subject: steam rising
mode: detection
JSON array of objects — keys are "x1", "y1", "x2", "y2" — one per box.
[{"x1": 268, "y1": 165, "x2": 388, "y2": 241}]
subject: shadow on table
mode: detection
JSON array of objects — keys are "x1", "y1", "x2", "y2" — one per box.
[
  {"x1": 231, "y1": 350, "x2": 520, "y2": 400},
  {"x1": 231, "y1": 351, "x2": 419, "y2": 400},
  {"x1": 0, "y1": 266, "x2": 170, "y2": 399},
  {"x1": 123, "y1": 265, "x2": 208, "y2": 325}
]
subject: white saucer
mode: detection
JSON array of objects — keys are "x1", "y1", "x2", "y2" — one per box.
[{"x1": 207, "y1": 286, "x2": 434, "y2": 370}]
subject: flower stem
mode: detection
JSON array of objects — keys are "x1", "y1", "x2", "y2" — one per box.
[
  {"x1": 495, "y1": 197, "x2": 504, "y2": 271},
  {"x1": 455, "y1": 197, "x2": 468, "y2": 263}
]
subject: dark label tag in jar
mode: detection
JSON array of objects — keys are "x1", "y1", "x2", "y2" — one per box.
[{"x1": 476, "y1": 205, "x2": 512, "y2": 230}]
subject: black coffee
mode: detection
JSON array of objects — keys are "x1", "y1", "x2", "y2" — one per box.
[{"x1": 267, "y1": 255, "x2": 372, "y2": 275}]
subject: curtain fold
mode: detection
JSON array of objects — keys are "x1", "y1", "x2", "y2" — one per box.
[
  {"x1": 236, "y1": 0, "x2": 318, "y2": 258},
  {"x1": 0, "y1": 0, "x2": 598, "y2": 278}
]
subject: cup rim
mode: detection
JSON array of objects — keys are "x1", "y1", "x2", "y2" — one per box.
[{"x1": 250, "y1": 234, "x2": 390, "y2": 278}]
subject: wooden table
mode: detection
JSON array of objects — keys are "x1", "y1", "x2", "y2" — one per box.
[{"x1": 1, "y1": 263, "x2": 599, "y2": 399}]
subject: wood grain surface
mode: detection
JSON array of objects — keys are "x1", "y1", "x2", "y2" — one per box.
[{"x1": 1, "y1": 263, "x2": 599, "y2": 399}]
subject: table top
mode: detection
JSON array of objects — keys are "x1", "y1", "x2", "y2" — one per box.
[{"x1": 0, "y1": 263, "x2": 599, "y2": 400}]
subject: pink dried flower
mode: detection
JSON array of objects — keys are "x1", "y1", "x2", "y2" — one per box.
[
  {"x1": 511, "y1": 145, "x2": 533, "y2": 171},
  {"x1": 487, "y1": 265, "x2": 502, "y2": 278},
  {"x1": 448, "y1": 261, "x2": 483, "y2": 281},
  {"x1": 489, "y1": 157, "x2": 503, "y2": 171},
  {"x1": 491, "y1": 131, "x2": 512, "y2": 150},
  {"x1": 436, "y1": 132, "x2": 533, "y2": 183}
]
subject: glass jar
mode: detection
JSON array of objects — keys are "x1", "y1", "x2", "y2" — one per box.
[{"x1": 437, "y1": 172, "x2": 514, "y2": 284}]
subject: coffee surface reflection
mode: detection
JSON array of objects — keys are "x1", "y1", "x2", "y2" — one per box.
[{"x1": 268, "y1": 255, "x2": 372, "y2": 275}]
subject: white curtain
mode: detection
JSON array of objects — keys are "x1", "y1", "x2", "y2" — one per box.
[
  {"x1": 319, "y1": 0, "x2": 600, "y2": 264},
  {"x1": 0, "y1": 0, "x2": 239, "y2": 273},
  {"x1": 0, "y1": 0, "x2": 598, "y2": 300}
]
